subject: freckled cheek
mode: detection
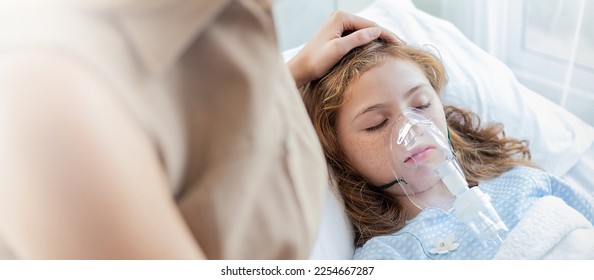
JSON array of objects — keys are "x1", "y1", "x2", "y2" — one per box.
[{"x1": 348, "y1": 136, "x2": 394, "y2": 183}]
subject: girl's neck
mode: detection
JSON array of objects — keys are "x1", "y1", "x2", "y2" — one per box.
[
  {"x1": 391, "y1": 180, "x2": 452, "y2": 220},
  {"x1": 398, "y1": 197, "x2": 423, "y2": 220}
]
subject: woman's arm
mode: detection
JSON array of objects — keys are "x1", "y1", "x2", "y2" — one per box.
[
  {"x1": 0, "y1": 52, "x2": 204, "y2": 259},
  {"x1": 288, "y1": 11, "x2": 401, "y2": 88}
]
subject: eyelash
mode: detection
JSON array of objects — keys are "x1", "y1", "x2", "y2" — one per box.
[
  {"x1": 364, "y1": 103, "x2": 432, "y2": 132},
  {"x1": 365, "y1": 119, "x2": 388, "y2": 132},
  {"x1": 416, "y1": 102, "x2": 432, "y2": 110}
]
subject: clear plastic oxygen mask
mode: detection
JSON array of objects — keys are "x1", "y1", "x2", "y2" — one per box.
[{"x1": 387, "y1": 108, "x2": 508, "y2": 247}]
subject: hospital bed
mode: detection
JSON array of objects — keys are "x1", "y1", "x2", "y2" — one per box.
[{"x1": 277, "y1": 0, "x2": 594, "y2": 259}]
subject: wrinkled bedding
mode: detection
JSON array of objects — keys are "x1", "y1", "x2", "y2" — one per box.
[{"x1": 494, "y1": 196, "x2": 594, "y2": 259}]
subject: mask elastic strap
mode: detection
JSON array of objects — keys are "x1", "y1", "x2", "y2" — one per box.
[
  {"x1": 368, "y1": 178, "x2": 408, "y2": 192},
  {"x1": 447, "y1": 126, "x2": 457, "y2": 157}
]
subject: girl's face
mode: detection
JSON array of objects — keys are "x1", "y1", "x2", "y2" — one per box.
[{"x1": 336, "y1": 57, "x2": 447, "y2": 195}]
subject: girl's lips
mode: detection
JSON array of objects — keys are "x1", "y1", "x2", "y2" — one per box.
[{"x1": 404, "y1": 146, "x2": 435, "y2": 163}]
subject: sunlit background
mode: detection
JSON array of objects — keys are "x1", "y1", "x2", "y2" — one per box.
[{"x1": 273, "y1": 0, "x2": 594, "y2": 127}]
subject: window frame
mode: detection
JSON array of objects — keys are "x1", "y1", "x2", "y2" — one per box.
[{"x1": 503, "y1": 0, "x2": 594, "y2": 104}]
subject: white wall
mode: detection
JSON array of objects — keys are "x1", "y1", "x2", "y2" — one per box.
[{"x1": 412, "y1": 0, "x2": 442, "y2": 16}]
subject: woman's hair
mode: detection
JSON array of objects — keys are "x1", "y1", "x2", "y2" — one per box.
[{"x1": 299, "y1": 40, "x2": 535, "y2": 247}]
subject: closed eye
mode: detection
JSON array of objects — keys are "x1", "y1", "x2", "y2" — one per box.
[
  {"x1": 416, "y1": 102, "x2": 432, "y2": 110},
  {"x1": 365, "y1": 119, "x2": 388, "y2": 132}
]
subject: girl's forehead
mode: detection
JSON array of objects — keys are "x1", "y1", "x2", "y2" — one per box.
[{"x1": 336, "y1": 56, "x2": 425, "y2": 113}]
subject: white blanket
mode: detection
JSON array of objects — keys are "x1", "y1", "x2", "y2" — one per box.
[{"x1": 493, "y1": 196, "x2": 594, "y2": 259}]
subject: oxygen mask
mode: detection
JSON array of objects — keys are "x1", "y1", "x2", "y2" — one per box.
[{"x1": 387, "y1": 108, "x2": 508, "y2": 247}]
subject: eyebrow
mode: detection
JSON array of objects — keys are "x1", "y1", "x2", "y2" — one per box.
[{"x1": 353, "y1": 84, "x2": 428, "y2": 122}]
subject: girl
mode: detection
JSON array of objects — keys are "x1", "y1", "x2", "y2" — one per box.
[{"x1": 299, "y1": 39, "x2": 594, "y2": 259}]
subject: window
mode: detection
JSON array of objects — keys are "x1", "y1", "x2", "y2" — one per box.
[
  {"x1": 507, "y1": 0, "x2": 594, "y2": 126},
  {"x1": 524, "y1": 0, "x2": 594, "y2": 69},
  {"x1": 437, "y1": 0, "x2": 594, "y2": 126}
]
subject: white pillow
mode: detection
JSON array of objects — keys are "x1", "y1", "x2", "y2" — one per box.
[
  {"x1": 308, "y1": 185, "x2": 355, "y2": 260},
  {"x1": 284, "y1": 0, "x2": 594, "y2": 259}
]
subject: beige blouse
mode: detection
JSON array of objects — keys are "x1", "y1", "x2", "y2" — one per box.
[{"x1": 0, "y1": 0, "x2": 326, "y2": 259}]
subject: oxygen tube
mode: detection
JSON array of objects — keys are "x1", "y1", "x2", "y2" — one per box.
[
  {"x1": 435, "y1": 154, "x2": 509, "y2": 247},
  {"x1": 387, "y1": 108, "x2": 508, "y2": 247}
]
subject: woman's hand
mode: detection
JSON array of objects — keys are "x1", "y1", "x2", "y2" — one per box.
[{"x1": 288, "y1": 11, "x2": 401, "y2": 88}]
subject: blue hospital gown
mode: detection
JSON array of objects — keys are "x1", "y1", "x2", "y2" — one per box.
[{"x1": 353, "y1": 166, "x2": 594, "y2": 260}]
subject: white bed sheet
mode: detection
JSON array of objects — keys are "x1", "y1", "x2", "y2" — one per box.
[{"x1": 563, "y1": 142, "x2": 594, "y2": 197}]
